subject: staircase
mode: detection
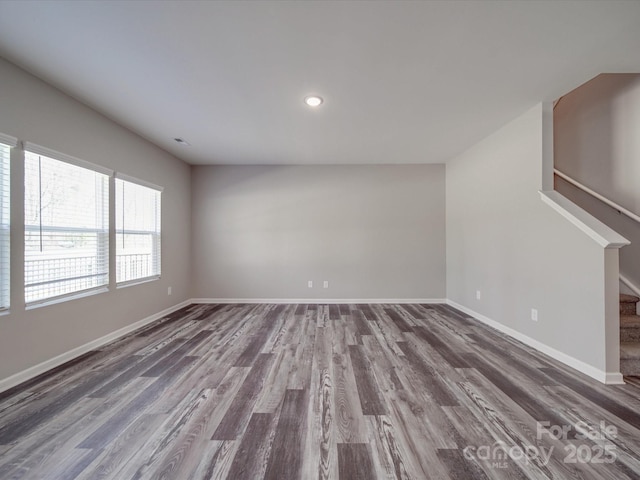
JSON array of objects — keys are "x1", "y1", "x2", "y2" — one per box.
[{"x1": 620, "y1": 293, "x2": 640, "y2": 376}]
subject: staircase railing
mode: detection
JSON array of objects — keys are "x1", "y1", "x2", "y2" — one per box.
[
  {"x1": 621, "y1": 274, "x2": 640, "y2": 298},
  {"x1": 554, "y1": 169, "x2": 640, "y2": 225},
  {"x1": 554, "y1": 168, "x2": 640, "y2": 297}
]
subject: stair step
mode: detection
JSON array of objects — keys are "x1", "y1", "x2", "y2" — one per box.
[
  {"x1": 621, "y1": 294, "x2": 640, "y2": 303},
  {"x1": 621, "y1": 342, "x2": 640, "y2": 358},
  {"x1": 620, "y1": 294, "x2": 639, "y2": 315},
  {"x1": 620, "y1": 342, "x2": 640, "y2": 376},
  {"x1": 621, "y1": 315, "x2": 640, "y2": 342}
]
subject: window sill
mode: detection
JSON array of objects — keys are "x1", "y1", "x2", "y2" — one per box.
[
  {"x1": 116, "y1": 275, "x2": 160, "y2": 289},
  {"x1": 26, "y1": 286, "x2": 109, "y2": 310}
]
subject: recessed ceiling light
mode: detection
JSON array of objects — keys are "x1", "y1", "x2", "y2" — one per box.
[
  {"x1": 304, "y1": 95, "x2": 323, "y2": 107},
  {"x1": 174, "y1": 137, "x2": 190, "y2": 146}
]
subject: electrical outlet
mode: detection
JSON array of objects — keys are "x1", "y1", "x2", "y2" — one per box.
[
  {"x1": 308, "y1": 280, "x2": 313, "y2": 288},
  {"x1": 168, "y1": 286, "x2": 172, "y2": 295},
  {"x1": 323, "y1": 281, "x2": 329, "y2": 289},
  {"x1": 531, "y1": 308, "x2": 538, "y2": 321},
  {"x1": 476, "y1": 290, "x2": 481, "y2": 300}
]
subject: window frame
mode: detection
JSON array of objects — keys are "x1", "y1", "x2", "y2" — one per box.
[
  {"x1": 114, "y1": 172, "x2": 162, "y2": 287},
  {"x1": 0, "y1": 133, "x2": 17, "y2": 311},
  {"x1": 23, "y1": 143, "x2": 112, "y2": 307}
]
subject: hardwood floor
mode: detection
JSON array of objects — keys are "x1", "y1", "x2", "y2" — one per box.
[{"x1": 1, "y1": 303, "x2": 640, "y2": 479}]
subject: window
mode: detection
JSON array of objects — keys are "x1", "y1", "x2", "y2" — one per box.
[
  {"x1": 24, "y1": 146, "x2": 110, "y2": 304},
  {"x1": 115, "y1": 176, "x2": 161, "y2": 284},
  {"x1": 0, "y1": 134, "x2": 15, "y2": 310}
]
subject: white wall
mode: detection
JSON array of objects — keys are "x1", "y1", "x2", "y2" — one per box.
[
  {"x1": 191, "y1": 165, "x2": 446, "y2": 300},
  {"x1": 554, "y1": 74, "x2": 640, "y2": 293},
  {"x1": 446, "y1": 104, "x2": 619, "y2": 379},
  {"x1": 0, "y1": 58, "x2": 191, "y2": 383}
]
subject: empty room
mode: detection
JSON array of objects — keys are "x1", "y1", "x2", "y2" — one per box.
[{"x1": 1, "y1": 1, "x2": 640, "y2": 479}]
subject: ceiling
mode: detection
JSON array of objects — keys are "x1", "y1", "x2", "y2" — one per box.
[{"x1": 0, "y1": 1, "x2": 639, "y2": 166}]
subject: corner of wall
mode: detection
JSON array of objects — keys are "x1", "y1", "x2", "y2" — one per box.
[
  {"x1": 445, "y1": 103, "x2": 620, "y2": 384},
  {"x1": 541, "y1": 101, "x2": 555, "y2": 191}
]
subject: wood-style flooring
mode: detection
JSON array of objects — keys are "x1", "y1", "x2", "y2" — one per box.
[{"x1": 1, "y1": 303, "x2": 640, "y2": 479}]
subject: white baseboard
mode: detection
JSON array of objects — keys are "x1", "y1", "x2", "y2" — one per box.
[
  {"x1": 604, "y1": 372, "x2": 625, "y2": 384},
  {"x1": 447, "y1": 299, "x2": 624, "y2": 385},
  {"x1": 190, "y1": 298, "x2": 446, "y2": 304},
  {"x1": 0, "y1": 300, "x2": 191, "y2": 394}
]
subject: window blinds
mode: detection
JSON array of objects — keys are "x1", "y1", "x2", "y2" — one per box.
[
  {"x1": 24, "y1": 149, "x2": 109, "y2": 304},
  {"x1": 115, "y1": 176, "x2": 161, "y2": 284},
  {"x1": 0, "y1": 134, "x2": 16, "y2": 310}
]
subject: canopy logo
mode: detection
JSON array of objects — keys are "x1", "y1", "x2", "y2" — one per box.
[
  {"x1": 463, "y1": 441, "x2": 552, "y2": 470},
  {"x1": 462, "y1": 420, "x2": 618, "y2": 469}
]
